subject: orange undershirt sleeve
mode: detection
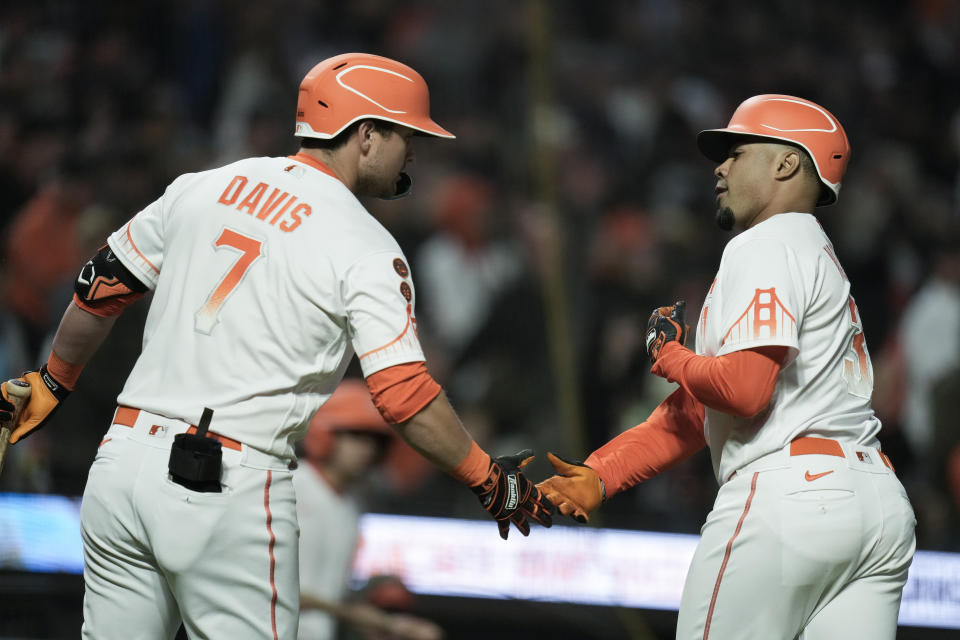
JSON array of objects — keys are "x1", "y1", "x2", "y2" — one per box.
[
  {"x1": 650, "y1": 341, "x2": 787, "y2": 418},
  {"x1": 583, "y1": 344, "x2": 788, "y2": 499},
  {"x1": 46, "y1": 348, "x2": 84, "y2": 390},
  {"x1": 585, "y1": 388, "x2": 706, "y2": 498},
  {"x1": 448, "y1": 440, "x2": 492, "y2": 487},
  {"x1": 365, "y1": 361, "x2": 443, "y2": 425}
]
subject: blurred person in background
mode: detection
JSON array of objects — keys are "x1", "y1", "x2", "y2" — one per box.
[
  {"x1": 347, "y1": 575, "x2": 439, "y2": 640},
  {"x1": 896, "y1": 237, "x2": 960, "y2": 549},
  {"x1": 898, "y1": 238, "x2": 960, "y2": 473},
  {"x1": 296, "y1": 379, "x2": 443, "y2": 640},
  {"x1": 3, "y1": 157, "x2": 95, "y2": 360},
  {"x1": 580, "y1": 205, "x2": 663, "y2": 452},
  {"x1": 929, "y1": 355, "x2": 960, "y2": 551},
  {"x1": 415, "y1": 173, "x2": 522, "y2": 362},
  {"x1": 413, "y1": 173, "x2": 538, "y2": 438},
  {"x1": 576, "y1": 205, "x2": 715, "y2": 533}
]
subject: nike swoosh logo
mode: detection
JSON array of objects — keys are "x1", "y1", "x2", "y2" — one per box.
[{"x1": 804, "y1": 470, "x2": 834, "y2": 482}]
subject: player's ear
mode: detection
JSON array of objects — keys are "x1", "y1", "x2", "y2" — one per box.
[
  {"x1": 775, "y1": 147, "x2": 802, "y2": 180},
  {"x1": 357, "y1": 120, "x2": 377, "y2": 152}
]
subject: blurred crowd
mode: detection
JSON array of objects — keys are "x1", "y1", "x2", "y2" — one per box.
[{"x1": 2, "y1": 0, "x2": 960, "y2": 553}]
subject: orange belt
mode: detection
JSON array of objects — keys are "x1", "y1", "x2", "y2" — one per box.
[
  {"x1": 790, "y1": 436, "x2": 894, "y2": 471},
  {"x1": 112, "y1": 406, "x2": 243, "y2": 452}
]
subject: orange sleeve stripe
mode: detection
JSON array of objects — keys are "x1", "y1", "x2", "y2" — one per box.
[
  {"x1": 585, "y1": 388, "x2": 705, "y2": 497},
  {"x1": 47, "y1": 348, "x2": 84, "y2": 391},
  {"x1": 448, "y1": 440, "x2": 492, "y2": 487},
  {"x1": 125, "y1": 221, "x2": 159, "y2": 274},
  {"x1": 365, "y1": 361, "x2": 442, "y2": 424},
  {"x1": 358, "y1": 313, "x2": 412, "y2": 360},
  {"x1": 651, "y1": 342, "x2": 786, "y2": 418}
]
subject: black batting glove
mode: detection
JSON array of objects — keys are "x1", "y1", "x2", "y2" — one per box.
[
  {"x1": 472, "y1": 449, "x2": 554, "y2": 540},
  {"x1": 645, "y1": 300, "x2": 689, "y2": 363}
]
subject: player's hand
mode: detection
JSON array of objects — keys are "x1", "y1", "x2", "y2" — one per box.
[
  {"x1": 1, "y1": 365, "x2": 71, "y2": 444},
  {"x1": 536, "y1": 452, "x2": 604, "y2": 523},
  {"x1": 471, "y1": 449, "x2": 554, "y2": 540},
  {"x1": 388, "y1": 613, "x2": 445, "y2": 640},
  {"x1": 342, "y1": 603, "x2": 444, "y2": 640},
  {"x1": 646, "y1": 300, "x2": 688, "y2": 363}
]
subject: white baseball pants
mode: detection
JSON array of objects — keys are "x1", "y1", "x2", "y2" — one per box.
[
  {"x1": 80, "y1": 409, "x2": 300, "y2": 639},
  {"x1": 676, "y1": 439, "x2": 916, "y2": 640}
]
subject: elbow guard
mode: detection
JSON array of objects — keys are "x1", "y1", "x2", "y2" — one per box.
[{"x1": 74, "y1": 245, "x2": 148, "y2": 317}]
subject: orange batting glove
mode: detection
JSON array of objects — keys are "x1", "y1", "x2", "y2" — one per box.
[
  {"x1": 1, "y1": 366, "x2": 71, "y2": 444},
  {"x1": 536, "y1": 452, "x2": 605, "y2": 523}
]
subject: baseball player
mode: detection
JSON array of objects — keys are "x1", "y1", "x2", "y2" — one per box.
[
  {"x1": 0, "y1": 52, "x2": 552, "y2": 639},
  {"x1": 538, "y1": 95, "x2": 917, "y2": 639},
  {"x1": 295, "y1": 378, "x2": 441, "y2": 640}
]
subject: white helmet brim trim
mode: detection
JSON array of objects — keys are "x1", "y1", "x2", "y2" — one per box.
[{"x1": 295, "y1": 116, "x2": 455, "y2": 140}]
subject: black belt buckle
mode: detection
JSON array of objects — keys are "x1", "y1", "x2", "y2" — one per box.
[{"x1": 168, "y1": 408, "x2": 222, "y2": 493}]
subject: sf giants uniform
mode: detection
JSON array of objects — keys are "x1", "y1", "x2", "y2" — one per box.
[
  {"x1": 80, "y1": 154, "x2": 425, "y2": 639},
  {"x1": 676, "y1": 212, "x2": 916, "y2": 639}
]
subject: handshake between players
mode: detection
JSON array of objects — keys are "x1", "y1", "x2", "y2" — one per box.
[{"x1": 467, "y1": 301, "x2": 689, "y2": 537}]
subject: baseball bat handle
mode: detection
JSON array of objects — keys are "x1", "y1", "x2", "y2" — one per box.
[{"x1": 0, "y1": 428, "x2": 10, "y2": 475}]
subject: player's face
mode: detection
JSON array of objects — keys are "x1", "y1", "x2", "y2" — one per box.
[
  {"x1": 329, "y1": 431, "x2": 386, "y2": 483},
  {"x1": 357, "y1": 125, "x2": 416, "y2": 198},
  {"x1": 713, "y1": 141, "x2": 777, "y2": 231}
]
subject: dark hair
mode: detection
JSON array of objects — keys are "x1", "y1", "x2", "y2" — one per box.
[
  {"x1": 776, "y1": 141, "x2": 822, "y2": 197},
  {"x1": 794, "y1": 146, "x2": 817, "y2": 180},
  {"x1": 299, "y1": 119, "x2": 395, "y2": 151}
]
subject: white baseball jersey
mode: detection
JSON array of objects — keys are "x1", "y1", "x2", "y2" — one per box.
[
  {"x1": 106, "y1": 154, "x2": 425, "y2": 459},
  {"x1": 293, "y1": 463, "x2": 361, "y2": 640},
  {"x1": 695, "y1": 212, "x2": 881, "y2": 483}
]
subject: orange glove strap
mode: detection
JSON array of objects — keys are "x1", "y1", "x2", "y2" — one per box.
[
  {"x1": 46, "y1": 349, "x2": 83, "y2": 391},
  {"x1": 448, "y1": 441, "x2": 492, "y2": 487},
  {"x1": 585, "y1": 387, "x2": 706, "y2": 498},
  {"x1": 651, "y1": 342, "x2": 786, "y2": 418},
  {"x1": 72, "y1": 291, "x2": 145, "y2": 318}
]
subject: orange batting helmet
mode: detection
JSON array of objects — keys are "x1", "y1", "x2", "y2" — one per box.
[
  {"x1": 303, "y1": 379, "x2": 393, "y2": 461},
  {"x1": 697, "y1": 94, "x2": 850, "y2": 206},
  {"x1": 294, "y1": 53, "x2": 455, "y2": 141}
]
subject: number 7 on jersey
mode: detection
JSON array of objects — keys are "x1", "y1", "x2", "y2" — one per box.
[{"x1": 195, "y1": 228, "x2": 264, "y2": 334}]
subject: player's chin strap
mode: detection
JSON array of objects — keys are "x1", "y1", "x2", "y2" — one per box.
[{"x1": 380, "y1": 172, "x2": 412, "y2": 200}]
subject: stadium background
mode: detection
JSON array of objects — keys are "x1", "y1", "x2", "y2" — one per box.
[{"x1": 1, "y1": 0, "x2": 959, "y2": 638}]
